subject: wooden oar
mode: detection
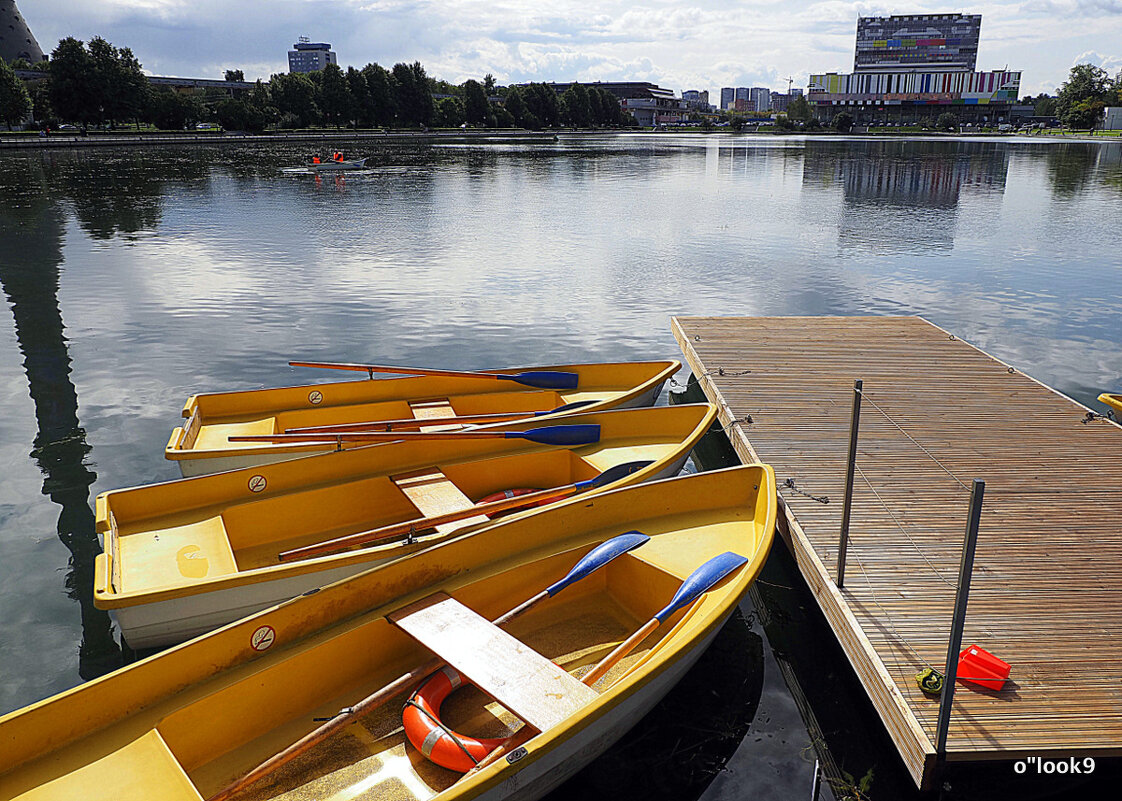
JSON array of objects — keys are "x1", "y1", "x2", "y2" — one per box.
[
  {"x1": 290, "y1": 360, "x2": 579, "y2": 390},
  {"x1": 277, "y1": 460, "x2": 654, "y2": 562},
  {"x1": 283, "y1": 400, "x2": 598, "y2": 435},
  {"x1": 205, "y1": 532, "x2": 650, "y2": 801},
  {"x1": 462, "y1": 550, "x2": 750, "y2": 778},
  {"x1": 229, "y1": 424, "x2": 601, "y2": 448}
]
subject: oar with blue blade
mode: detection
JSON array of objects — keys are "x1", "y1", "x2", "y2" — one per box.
[
  {"x1": 282, "y1": 400, "x2": 600, "y2": 435},
  {"x1": 207, "y1": 532, "x2": 649, "y2": 801},
  {"x1": 464, "y1": 548, "x2": 751, "y2": 777},
  {"x1": 277, "y1": 459, "x2": 654, "y2": 562},
  {"x1": 231, "y1": 424, "x2": 601, "y2": 448},
  {"x1": 289, "y1": 360, "x2": 580, "y2": 390},
  {"x1": 581, "y1": 551, "x2": 749, "y2": 686}
]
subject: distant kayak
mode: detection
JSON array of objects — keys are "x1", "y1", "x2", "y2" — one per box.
[{"x1": 309, "y1": 157, "x2": 367, "y2": 170}]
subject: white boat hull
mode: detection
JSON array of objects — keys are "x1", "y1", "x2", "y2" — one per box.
[{"x1": 310, "y1": 158, "x2": 367, "y2": 170}]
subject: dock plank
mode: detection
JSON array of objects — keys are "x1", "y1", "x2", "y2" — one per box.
[{"x1": 673, "y1": 315, "x2": 1122, "y2": 789}]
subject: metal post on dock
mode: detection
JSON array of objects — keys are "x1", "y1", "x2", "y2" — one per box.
[
  {"x1": 934, "y1": 478, "x2": 985, "y2": 756},
  {"x1": 836, "y1": 379, "x2": 862, "y2": 588}
]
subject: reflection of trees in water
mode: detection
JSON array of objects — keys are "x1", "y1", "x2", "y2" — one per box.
[
  {"x1": 544, "y1": 608, "x2": 765, "y2": 801},
  {"x1": 0, "y1": 160, "x2": 172, "y2": 673},
  {"x1": 802, "y1": 140, "x2": 1009, "y2": 255},
  {"x1": 1041, "y1": 143, "x2": 1100, "y2": 197}
]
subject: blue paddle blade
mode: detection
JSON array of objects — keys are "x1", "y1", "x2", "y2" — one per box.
[
  {"x1": 574, "y1": 460, "x2": 655, "y2": 491},
  {"x1": 506, "y1": 424, "x2": 600, "y2": 446},
  {"x1": 654, "y1": 552, "x2": 748, "y2": 623},
  {"x1": 546, "y1": 531, "x2": 650, "y2": 596},
  {"x1": 497, "y1": 370, "x2": 580, "y2": 389},
  {"x1": 535, "y1": 399, "x2": 598, "y2": 415}
]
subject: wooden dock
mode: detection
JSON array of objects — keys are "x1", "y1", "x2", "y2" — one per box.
[{"x1": 672, "y1": 316, "x2": 1122, "y2": 789}]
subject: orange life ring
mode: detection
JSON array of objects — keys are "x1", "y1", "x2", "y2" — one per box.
[
  {"x1": 476, "y1": 488, "x2": 546, "y2": 519},
  {"x1": 403, "y1": 666, "x2": 508, "y2": 772}
]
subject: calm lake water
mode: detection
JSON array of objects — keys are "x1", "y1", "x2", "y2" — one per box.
[{"x1": 2, "y1": 134, "x2": 1121, "y2": 800}]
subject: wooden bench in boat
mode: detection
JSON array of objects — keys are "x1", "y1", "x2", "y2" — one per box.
[
  {"x1": 389, "y1": 592, "x2": 599, "y2": 733},
  {"x1": 391, "y1": 469, "x2": 490, "y2": 534},
  {"x1": 409, "y1": 398, "x2": 461, "y2": 431}
]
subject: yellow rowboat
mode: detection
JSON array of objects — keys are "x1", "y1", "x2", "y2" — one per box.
[
  {"x1": 97, "y1": 404, "x2": 716, "y2": 649},
  {"x1": 166, "y1": 361, "x2": 680, "y2": 477},
  {"x1": 2, "y1": 464, "x2": 776, "y2": 801},
  {"x1": 1098, "y1": 393, "x2": 1122, "y2": 418}
]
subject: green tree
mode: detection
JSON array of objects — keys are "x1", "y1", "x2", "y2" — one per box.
[
  {"x1": 270, "y1": 72, "x2": 319, "y2": 127},
  {"x1": 392, "y1": 61, "x2": 434, "y2": 127},
  {"x1": 1034, "y1": 96, "x2": 1057, "y2": 117},
  {"x1": 831, "y1": 111, "x2": 855, "y2": 132},
  {"x1": 87, "y1": 37, "x2": 148, "y2": 127},
  {"x1": 48, "y1": 37, "x2": 98, "y2": 125},
  {"x1": 492, "y1": 103, "x2": 515, "y2": 128},
  {"x1": 560, "y1": 83, "x2": 592, "y2": 127},
  {"x1": 521, "y1": 83, "x2": 560, "y2": 127},
  {"x1": 462, "y1": 79, "x2": 489, "y2": 126},
  {"x1": 145, "y1": 89, "x2": 204, "y2": 130},
  {"x1": 1057, "y1": 64, "x2": 1113, "y2": 127},
  {"x1": 435, "y1": 96, "x2": 464, "y2": 127},
  {"x1": 362, "y1": 63, "x2": 397, "y2": 126},
  {"x1": 483, "y1": 73, "x2": 496, "y2": 95},
  {"x1": 317, "y1": 63, "x2": 353, "y2": 127},
  {"x1": 224, "y1": 69, "x2": 244, "y2": 82},
  {"x1": 786, "y1": 94, "x2": 812, "y2": 122},
  {"x1": 503, "y1": 87, "x2": 527, "y2": 127},
  {"x1": 346, "y1": 67, "x2": 372, "y2": 126},
  {"x1": 0, "y1": 58, "x2": 32, "y2": 130},
  {"x1": 1066, "y1": 98, "x2": 1106, "y2": 130},
  {"x1": 936, "y1": 111, "x2": 959, "y2": 132}
]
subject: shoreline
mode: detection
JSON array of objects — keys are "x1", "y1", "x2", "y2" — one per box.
[
  {"x1": 0, "y1": 129, "x2": 561, "y2": 150},
  {"x1": 1, "y1": 128, "x2": 1118, "y2": 151}
]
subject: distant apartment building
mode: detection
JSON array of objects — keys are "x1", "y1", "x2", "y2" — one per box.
[
  {"x1": 750, "y1": 87, "x2": 771, "y2": 112},
  {"x1": 682, "y1": 89, "x2": 711, "y2": 111},
  {"x1": 288, "y1": 38, "x2": 337, "y2": 73},
  {"x1": 720, "y1": 87, "x2": 735, "y2": 110},
  {"x1": 771, "y1": 92, "x2": 790, "y2": 112},
  {"x1": 808, "y1": 12, "x2": 1020, "y2": 123}
]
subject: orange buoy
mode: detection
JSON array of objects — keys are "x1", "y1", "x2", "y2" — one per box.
[{"x1": 403, "y1": 666, "x2": 508, "y2": 772}]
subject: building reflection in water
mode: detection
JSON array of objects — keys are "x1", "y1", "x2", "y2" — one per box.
[{"x1": 802, "y1": 140, "x2": 1010, "y2": 254}]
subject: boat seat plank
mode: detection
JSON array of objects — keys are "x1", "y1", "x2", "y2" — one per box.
[
  {"x1": 391, "y1": 469, "x2": 490, "y2": 533},
  {"x1": 409, "y1": 398, "x2": 462, "y2": 431},
  {"x1": 389, "y1": 592, "x2": 599, "y2": 732}
]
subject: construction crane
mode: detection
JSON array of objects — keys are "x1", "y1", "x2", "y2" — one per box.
[{"x1": 786, "y1": 76, "x2": 794, "y2": 94}]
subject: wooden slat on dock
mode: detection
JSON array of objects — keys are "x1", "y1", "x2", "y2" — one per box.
[{"x1": 672, "y1": 316, "x2": 1122, "y2": 789}]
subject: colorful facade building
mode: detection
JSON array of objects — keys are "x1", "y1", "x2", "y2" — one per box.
[{"x1": 808, "y1": 13, "x2": 1020, "y2": 124}]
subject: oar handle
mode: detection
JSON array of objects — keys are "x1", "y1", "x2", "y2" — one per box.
[
  {"x1": 232, "y1": 430, "x2": 516, "y2": 443},
  {"x1": 582, "y1": 618, "x2": 659, "y2": 686},
  {"x1": 278, "y1": 485, "x2": 577, "y2": 562}
]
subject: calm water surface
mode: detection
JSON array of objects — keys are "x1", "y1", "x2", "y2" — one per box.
[{"x1": 2, "y1": 134, "x2": 1121, "y2": 800}]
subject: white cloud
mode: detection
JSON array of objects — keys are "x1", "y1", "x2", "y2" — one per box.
[{"x1": 17, "y1": 1, "x2": 1122, "y2": 98}]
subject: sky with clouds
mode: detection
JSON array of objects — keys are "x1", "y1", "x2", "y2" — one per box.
[{"x1": 18, "y1": 0, "x2": 1122, "y2": 97}]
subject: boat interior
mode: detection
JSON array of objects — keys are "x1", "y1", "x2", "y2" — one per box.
[{"x1": 8, "y1": 542, "x2": 723, "y2": 801}]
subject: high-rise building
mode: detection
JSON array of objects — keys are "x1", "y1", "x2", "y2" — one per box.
[
  {"x1": 854, "y1": 13, "x2": 980, "y2": 73},
  {"x1": 0, "y1": 0, "x2": 45, "y2": 63},
  {"x1": 720, "y1": 87, "x2": 734, "y2": 110},
  {"x1": 681, "y1": 90, "x2": 711, "y2": 111},
  {"x1": 288, "y1": 37, "x2": 337, "y2": 73},
  {"x1": 808, "y1": 12, "x2": 1019, "y2": 124},
  {"x1": 750, "y1": 87, "x2": 771, "y2": 112}
]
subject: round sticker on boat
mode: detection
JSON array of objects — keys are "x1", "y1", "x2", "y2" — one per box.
[
  {"x1": 248, "y1": 474, "x2": 267, "y2": 493},
  {"x1": 250, "y1": 625, "x2": 276, "y2": 651},
  {"x1": 308, "y1": 390, "x2": 323, "y2": 405}
]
